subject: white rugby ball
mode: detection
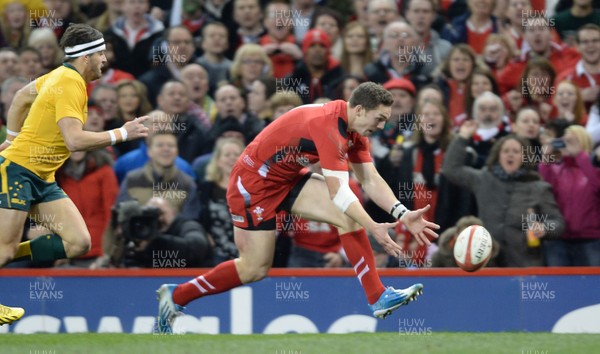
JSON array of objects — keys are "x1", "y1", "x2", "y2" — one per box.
[{"x1": 453, "y1": 225, "x2": 493, "y2": 272}]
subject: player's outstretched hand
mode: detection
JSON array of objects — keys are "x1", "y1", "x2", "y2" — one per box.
[
  {"x1": 401, "y1": 204, "x2": 440, "y2": 246},
  {"x1": 123, "y1": 116, "x2": 150, "y2": 141},
  {"x1": 369, "y1": 221, "x2": 403, "y2": 257}
]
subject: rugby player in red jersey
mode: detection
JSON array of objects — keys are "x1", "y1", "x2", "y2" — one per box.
[{"x1": 157, "y1": 82, "x2": 439, "y2": 333}]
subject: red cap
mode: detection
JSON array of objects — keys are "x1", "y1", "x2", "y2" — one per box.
[
  {"x1": 383, "y1": 78, "x2": 417, "y2": 97},
  {"x1": 302, "y1": 29, "x2": 331, "y2": 54}
]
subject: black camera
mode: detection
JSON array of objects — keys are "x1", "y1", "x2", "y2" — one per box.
[
  {"x1": 114, "y1": 200, "x2": 161, "y2": 242},
  {"x1": 551, "y1": 138, "x2": 566, "y2": 150}
]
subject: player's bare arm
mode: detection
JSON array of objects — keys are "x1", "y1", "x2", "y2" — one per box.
[
  {"x1": 58, "y1": 116, "x2": 150, "y2": 152},
  {"x1": 351, "y1": 162, "x2": 440, "y2": 245},
  {"x1": 323, "y1": 173, "x2": 402, "y2": 257},
  {"x1": 0, "y1": 81, "x2": 38, "y2": 152}
]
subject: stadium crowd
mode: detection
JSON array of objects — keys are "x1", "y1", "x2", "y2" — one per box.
[{"x1": 1, "y1": 0, "x2": 599, "y2": 269}]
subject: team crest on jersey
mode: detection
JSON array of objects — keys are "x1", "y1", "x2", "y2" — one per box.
[{"x1": 253, "y1": 206, "x2": 265, "y2": 221}]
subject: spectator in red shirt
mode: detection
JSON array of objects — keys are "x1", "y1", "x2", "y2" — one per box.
[
  {"x1": 501, "y1": 0, "x2": 531, "y2": 49},
  {"x1": 288, "y1": 29, "x2": 345, "y2": 104},
  {"x1": 56, "y1": 149, "x2": 119, "y2": 267},
  {"x1": 260, "y1": 1, "x2": 302, "y2": 79},
  {"x1": 442, "y1": 0, "x2": 499, "y2": 54},
  {"x1": 497, "y1": 16, "x2": 580, "y2": 94},
  {"x1": 311, "y1": 8, "x2": 344, "y2": 60},
  {"x1": 556, "y1": 24, "x2": 600, "y2": 108},
  {"x1": 514, "y1": 57, "x2": 559, "y2": 123},
  {"x1": 434, "y1": 44, "x2": 480, "y2": 127},
  {"x1": 482, "y1": 33, "x2": 519, "y2": 80}
]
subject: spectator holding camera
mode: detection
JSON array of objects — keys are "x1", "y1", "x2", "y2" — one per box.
[
  {"x1": 121, "y1": 197, "x2": 212, "y2": 268},
  {"x1": 538, "y1": 126, "x2": 600, "y2": 266},
  {"x1": 442, "y1": 121, "x2": 565, "y2": 267}
]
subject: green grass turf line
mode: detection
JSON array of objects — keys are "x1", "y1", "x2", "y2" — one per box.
[{"x1": 2, "y1": 333, "x2": 598, "y2": 354}]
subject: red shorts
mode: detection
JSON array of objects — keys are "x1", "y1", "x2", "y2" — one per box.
[{"x1": 226, "y1": 163, "x2": 311, "y2": 230}]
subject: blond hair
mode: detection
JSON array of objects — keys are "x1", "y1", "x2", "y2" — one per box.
[
  {"x1": 230, "y1": 44, "x2": 273, "y2": 83},
  {"x1": 565, "y1": 125, "x2": 593, "y2": 154},
  {"x1": 205, "y1": 138, "x2": 246, "y2": 183},
  {"x1": 28, "y1": 28, "x2": 63, "y2": 69},
  {"x1": 270, "y1": 91, "x2": 303, "y2": 111}
]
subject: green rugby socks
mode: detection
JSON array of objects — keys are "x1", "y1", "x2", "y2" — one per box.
[{"x1": 29, "y1": 234, "x2": 67, "y2": 262}]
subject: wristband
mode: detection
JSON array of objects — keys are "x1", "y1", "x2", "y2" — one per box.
[
  {"x1": 108, "y1": 130, "x2": 117, "y2": 145},
  {"x1": 4, "y1": 139, "x2": 12, "y2": 145},
  {"x1": 7, "y1": 129, "x2": 19, "y2": 137},
  {"x1": 390, "y1": 202, "x2": 409, "y2": 220},
  {"x1": 119, "y1": 127, "x2": 128, "y2": 142}
]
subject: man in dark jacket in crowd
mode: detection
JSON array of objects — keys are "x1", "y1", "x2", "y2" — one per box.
[{"x1": 287, "y1": 29, "x2": 344, "y2": 104}]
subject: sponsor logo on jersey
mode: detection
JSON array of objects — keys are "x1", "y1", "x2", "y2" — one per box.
[
  {"x1": 231, "y1": 214, "x2": 245, "y2": 223},
  {"x1": 243, "y1": 155, "x2": 255, "y2": 168},
  {"x1": 11, "y1": 198, "x2": 26, "y2": 206}
]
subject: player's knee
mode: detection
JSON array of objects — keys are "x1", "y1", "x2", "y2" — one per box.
[
  {"x1": 249, "y1": 264, "x2": 270, "y2": 282},
  {"x1": 66, "y1": 232, "x2": 91, "y2": 258},
  {"x1": 242, "y1": 263, "x2": 270, "y2": 283},
  {"x1": 0, "y1": 246, "x2": 17, "y2": 267},
  {"x1": 336, "y1": 215, "x2": 361, "y2": 234}
]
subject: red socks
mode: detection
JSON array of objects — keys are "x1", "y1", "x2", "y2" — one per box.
[
  {"x1": 339, "y1": 229, "x2": 386, "y2": 304},
  {"x1": 172, "y1": 230, "x2": 385, "y2": 307},
  {"x1": 172, "y1": 260, "x2": 242, "y2": 307}
]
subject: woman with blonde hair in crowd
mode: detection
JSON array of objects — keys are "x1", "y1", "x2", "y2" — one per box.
[
  {"x1": 340, "y1": 21, "x2": 373, "y2": 78},
  {"x1": 229, "y1": 44, "x2": 274, "y2": 96},
  {"x1": 538, "y1": 126, "x2": 600, "y2": 266},
  {"x1": 198, "y1": 137, "x2": 246, "y2": 264},
  {"x1": 27, "y1": 28, "x2": 63, "y2": 74}
]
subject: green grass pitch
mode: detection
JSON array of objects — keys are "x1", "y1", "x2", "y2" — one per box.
[{"x1": 2, "y1": 333, "x2": 598, "y2": 354}]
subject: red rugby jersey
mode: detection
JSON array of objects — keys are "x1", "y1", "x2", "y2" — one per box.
[{"x1": 238, "y1": 100, "x2": 373, "y2": 182}]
